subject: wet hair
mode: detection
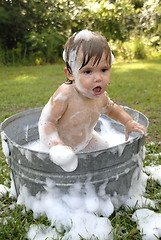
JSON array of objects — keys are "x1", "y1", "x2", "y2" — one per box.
[{"x1": 63, "y1": 31, "x2": 112, "y2": 74}]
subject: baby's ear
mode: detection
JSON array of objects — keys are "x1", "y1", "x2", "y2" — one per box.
[{"x1": 64, "y1": 67, "x2": 74, "y2": 81}]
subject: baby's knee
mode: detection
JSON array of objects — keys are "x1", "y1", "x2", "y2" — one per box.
[{"x1": 49, "y1": 144, "x2": 78, "y2": 172}]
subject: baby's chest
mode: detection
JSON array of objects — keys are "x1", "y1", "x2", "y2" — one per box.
[
  {"x1": 66, "y1": 102, "x2": 102, "y2": 128},
  {"x1": 71, "y1": 110, "x2": 99, "y2": 125}
]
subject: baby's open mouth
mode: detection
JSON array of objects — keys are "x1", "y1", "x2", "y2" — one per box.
[{"x1": 93, "y1": 86, "x2": 102, "y2": 95}]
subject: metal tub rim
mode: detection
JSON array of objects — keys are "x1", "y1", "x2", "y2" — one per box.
[{"x1": 0, "y1": 106, "x2": 149, "y2": 156}]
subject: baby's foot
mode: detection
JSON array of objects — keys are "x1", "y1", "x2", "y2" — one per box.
[{"x1": 49, "y1": 145, "x2": 78, "y2": 172}]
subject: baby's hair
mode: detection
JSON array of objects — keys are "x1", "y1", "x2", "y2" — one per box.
[{"x1": 63, "y1": 30, "x2": 112, "y2": 74}]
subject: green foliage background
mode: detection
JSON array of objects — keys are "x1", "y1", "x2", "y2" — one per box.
[{"x1": 0, "y1": 0, "x2": 160, "y2": 65}]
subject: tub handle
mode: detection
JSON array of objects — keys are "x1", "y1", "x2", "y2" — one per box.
[{"x1": 2, "y1": 137, "x2": 11, "y2": 158}]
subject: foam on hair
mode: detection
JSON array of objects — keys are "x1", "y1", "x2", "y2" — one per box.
[
  {"x1": 63, "y1": 30, "x2": 114, "y2": 73},
  {"x1": 74, "y1": 29, "x2": 95, "y2": 42}
]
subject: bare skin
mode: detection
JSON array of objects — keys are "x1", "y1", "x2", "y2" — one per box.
[
  {"x1": 39, "y1": 84, "x2": 112, "y2": 151},
  {"x1": 38, "y1": 50, "x2": 148, "y2": 171}
]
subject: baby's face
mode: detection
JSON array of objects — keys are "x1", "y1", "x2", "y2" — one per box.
[{"x1": 72, "y1": 50, "x2": 111, "y2": 99}]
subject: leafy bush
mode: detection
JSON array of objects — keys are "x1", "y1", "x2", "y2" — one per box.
[
  {"x1": 109, "y1": 39, "x2": 134, "y2": 61},
  {"x1": 45, "y1": 32, "x2": 66, "y2": 63},
  {"x1": 109, "y1": 36, "x2": 160, "y2": 61},
  {"x1": 134, "y1": 37, "x2": 147, "y2": 59},
  {"x1": 0, "y1": 42, "x2": 5, "y2": 66},
  {"x1": 0, "y1": 42, "x2": 25, "y2": 65},
  {"x1": 25, "y1": 31, "x2": 66, "y2": 65}
]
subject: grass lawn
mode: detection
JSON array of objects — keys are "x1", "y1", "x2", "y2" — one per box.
[
  {"x1": 0, "y1": 58, "x2": 160, "y2": 143},
  {"x1": 0, "y1": 58, "x2": 161, "y2": 239}
]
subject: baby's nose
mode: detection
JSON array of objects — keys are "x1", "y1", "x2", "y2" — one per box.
[{"x1": 94, "y1": 73, "x2": 101, "y2": 82}]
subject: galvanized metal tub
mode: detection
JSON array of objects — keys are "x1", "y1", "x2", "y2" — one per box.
[{"x1": 1, "y1": 107, "x2": 148, "y2": 198}]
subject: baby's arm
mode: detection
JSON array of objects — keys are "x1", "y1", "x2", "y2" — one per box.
[
  {"x1": 38, "y1": 89, "x2": 78, "y2": 172},
  {"x1": 102, "y1": 93, "x2": 148, "y2": 140},
  {"x1": 38, "y1": 92, "x2": 67, "y2": 148}
]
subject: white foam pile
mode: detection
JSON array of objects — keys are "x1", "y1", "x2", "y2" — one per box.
[
  {"x1": 98, "y1": 117, "x2": 131, "y2": 148},
  {"x1": 131, "y1": 165, "x2": 161, "y2": 240},
  {"x1": 17, "y1": 179, "x2": 114, "y2": 240},
  {"x1": 1, "y1": 164, "x2": 161, "y2": 239},
  {"x1": 132, "y1": 209, "x2": 161, "y2": 240},
  {"x1": 0, "y1": 184, "x2": 10, "y2": 199},
  {"x1": 144, "y1": 165, "x2": 161, "y2": 185},
  {"x1": 16, "y1": 164, "x2": 161, "y2": 240}
]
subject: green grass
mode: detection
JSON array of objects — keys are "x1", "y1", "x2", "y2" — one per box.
[
  {"x1": 0, "y1": 59, "x2": 161, "y2": 239},
  {"x1": 109, "y1": 58, "x2": 161, "y2": 143},
  {"x1": 0, "y1": 59, "x2": 160, "y2": 143},
  {"x1": 0, "y1": 64, "x2": 64, "y2": 120}
]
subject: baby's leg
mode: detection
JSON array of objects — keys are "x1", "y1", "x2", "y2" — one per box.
[
  {"x1": 49, "y1": 145, "x2": 78, "y2": 172},
  {"x1": 81, "y1": 130, "x2": 109, "y2": 152}
]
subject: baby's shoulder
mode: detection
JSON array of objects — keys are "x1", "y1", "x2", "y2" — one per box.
[
  {"x1": 101, "y1": 91, "x2": 113, "y2": 106},
  {"x1": 60, "y1": 83, "x2": 74, "y2": 94},
  {"x1": 51, "y1": 83, "x2": 73, "y2": 101},
  {"x1": 101, "y1": 91, "x2": 109, "y2": 102}
]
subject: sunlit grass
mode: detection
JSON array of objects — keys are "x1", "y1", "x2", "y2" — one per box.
[
  {"x1": 110, "y1": 59, "x2": 161, "y2": 111},
  {"x1": 109, "y1": 59, "x2": 161, "y2": 143},
  {"x1": 0, "y1": 64, "x2": 65, "y2": 120},
  {"x1": 0, "y1": 59, "x2": 161, "y2": 143}
]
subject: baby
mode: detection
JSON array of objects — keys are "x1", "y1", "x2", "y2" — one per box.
[{"x1": 38, "y1": 30, "x2": 148, "y2": 172}]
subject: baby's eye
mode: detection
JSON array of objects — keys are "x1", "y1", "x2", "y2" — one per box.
[
  {"x1": 101, "y1": 68, "x2": 108, "y2": 72},
  {"x1": 84, "y1": 70, "x2": 91, "y2": 74}
]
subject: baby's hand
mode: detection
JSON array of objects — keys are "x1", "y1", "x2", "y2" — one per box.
[
  {"x1": 49, "y1": 144, "x2": 78, "y2": 172},
  {"x1": 125, "y1": 120, "x2": 148, "y2": 141}
]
